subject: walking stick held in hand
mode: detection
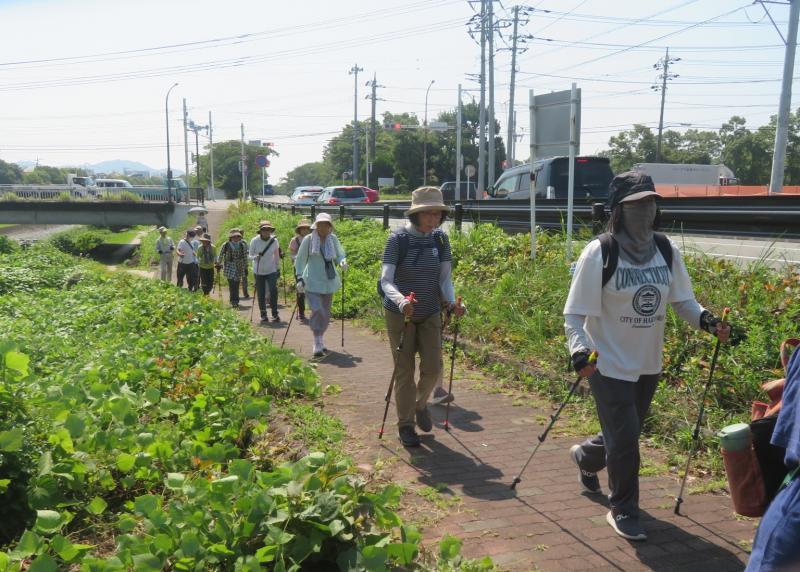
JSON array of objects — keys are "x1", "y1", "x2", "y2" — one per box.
[
  {"x1": 674, "y1": 307, "x2": 731, "y2": 515},
  {"x1": 281, "y1": 252, "x2": 288, "y2": 306},
  {"x1": 216, "y1": 266, "x2": 222, "y2": 301},
  {"x1": 280, "y1": 300, "x2": 299, "y2": 349},
  {"x1": 444, "y1": 296, "x2": 463, "y2": 432},
  {"x1": 510, "y1": 351, "x2": 598, "y2": 490},
  {"x1": 378, "y1": 292, "x2": 417, "y2": 439},
  {"x1": 341, "y1": 268, "x2": 346, "y2": 348}
]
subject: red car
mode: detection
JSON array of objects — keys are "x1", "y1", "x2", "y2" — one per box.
[{"x1": 364, "y1": 187, "x2": 380, "y2": 203}]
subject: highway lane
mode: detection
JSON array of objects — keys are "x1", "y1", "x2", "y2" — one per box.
[{"x1": 669, "y1": 234, "x2": 800, "y2": 268}]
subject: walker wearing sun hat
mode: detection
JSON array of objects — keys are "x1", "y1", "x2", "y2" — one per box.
[
  {"x1": 229, "y1": 228, "x2": 243, "y2": 238},
  {"x1": 607, "y1": 171, "x2": 660, "y2": 210},
  {"x1": 295, "y1": 219, "x2": 312, "y2": 232},
  {"x1": 311, "y1": 212, "x2": 334, "y2": 230},
  {"x1": 258, "y1": 220, "x2": 275, "y2": 232},
  {"x1": 404, "y1": 186, "x2": 451, "y2": 216}
]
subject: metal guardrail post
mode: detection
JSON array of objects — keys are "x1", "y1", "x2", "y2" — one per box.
[
  {"x1": 340, "y1": 205, "x2": 346, "y2": 221},
  {"x1": 291, "y1": 205, "x2": 296, "y2": 215},
  {"x1": 383, "y1": 204, "x2": 390, "y2": 229},
  {"x1": 454, "y1": 203, "x2": 463, "y2": 232},
  {"x1": 592, "y1": 202, "x2": 605, "y2": 235},
  {"x1": 311, "y1": 205, "x2": 316, "y2": 220}
]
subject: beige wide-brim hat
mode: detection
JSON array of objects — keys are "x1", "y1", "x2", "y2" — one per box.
[
  {"x1": 295, "y1": 219, "x2": 312, "y2": 232},
  {"x1": 404, "y1": 186, "x2": 451, "y2": 216},
  {"x1": 258, "y1": 219, "x2": 275, "y2": 231},
  {"x1": 229, "y1": 229, "x2": 242, "y2": 238},
  {"x1": 199, "y1": 233, "x2": 212, "y2": 242},
  {"x1": 311, "y1": 213, "x2": 334, "y2": 230},
  {"x1": 158, "y1": 226, "x2": 167, "y2": 233}
]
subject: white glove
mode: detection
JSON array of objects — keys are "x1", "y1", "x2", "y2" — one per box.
[
  {"x1": 339, "y1": 260, "x2": 349, "y2": 272},
  {"x1": 295, "y1": 278, "x2": 305, "y2": 294}
]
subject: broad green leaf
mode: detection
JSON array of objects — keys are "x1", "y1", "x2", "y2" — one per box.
[
  {"x1": 438, "y1": 535, "x2": 462, "y2": 560},
  {"x1": 116, "y1": 453, "x2": 136, "y2": 473},
  {"x1": 152, "y1": 534, "x2": 174, "y2": 554},
  {"x1": 12, "y1": 530, "x2": 41, "y2": 558},
  {"x1": 64, "y1": 414, "x2": 85, "y2": 438},
  {"x1": 0, "y1": 551, "x2": 9, "y2": 571},
  {"x1": 165, "y1": 473, "x2": 185, "y2": 490},
  {"x1": 386, "y1": 543, "x2": 418, "y2": 565},
  {"x1": 0, "y1": 429, "x2": 24, "y2": 452},
  {"x1": 34, "y1": 510, "x2": 64, "y2": 533},
  {"x1": 117, "y1": 514, "x2": 137, "y2": 532},
  {"x1": 208, "y1": 544, "x2": 235, "y2": 556},
  {"x1": 229, "y1": 459, "x2": 252, "y2": 482},
  {"x1": 51, "y1": 535, "x2": 78, "y2": 562},
  {"x1": 144, "y1": 387, "x2": 161, "y2": 404},
  {"x1": 87, "y1": 497, "x2": 107, "y2": 515},
  {"x1": 37, "y1": 452, "x2": 53, "y2": 476},
  {"x1": 131, "y1": 553, "x2": 163, "y2": 572},
  {"x1": 361, "y1": 545, "x2": 388, "y2": 572},
  {"x1": 4, "y1": 350, "x2": 29, "y2": 379},
  {"x1": 180, "y1": 532, "x2": 201, "y2": 557},
  {"x1": 329, "y1": 519, "x2": 345, "y2": 537},
  {"x1": 255, "y1": 545, "x2": 277, "y2": 563},
  {"x1": 133, "y1": 495, "x2": 159, "y2": 517},
  {"x1": 0, "y1": 479, "x2": 9, "y2": 494},
  {"x1": 28, "y1": 554, "x2": 56, "y2": 572}
]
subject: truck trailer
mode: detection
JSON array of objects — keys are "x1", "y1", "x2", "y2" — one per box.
[{"x1": 631, "y1": 163, "x2": 738, "y2": 186}]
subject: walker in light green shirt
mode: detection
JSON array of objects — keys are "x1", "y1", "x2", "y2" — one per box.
[{"x1": 294, "y1": 233, "x2": 346, "y2": 294}]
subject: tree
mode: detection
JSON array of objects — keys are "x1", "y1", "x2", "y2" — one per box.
[
  {"x1": 602, "y1": 124, "x2": 658, "y2": 172},
  {"x1": 0, "y1": 160, "x2": 23, "y2": 184},
  {"x1": 197, "y1": 140, "x2": 277, "y2": 199},
  {"x1": 278, "y1": 162, "x2": 333, "y2": 194}
]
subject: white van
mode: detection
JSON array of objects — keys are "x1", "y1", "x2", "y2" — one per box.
[{"x1": 95, "y1": 179, "x2": 133, "y2": 188}]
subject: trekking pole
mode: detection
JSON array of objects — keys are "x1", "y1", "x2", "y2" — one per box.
[
  {"x1": 674, "y1": 307, "x2": 730, "y2": 515},
  {"x1": 281, "y1": 254, "x2": 288, "y2": 306},
  {"x1": 341, "y1": 269, "x2": 346, "y2": 348},
  {"x1": 249, "y1": 270, "x2": 257, "y2": 323},
  {"x1": 444, "y1": 296, "x2": 463, "y2": 432},
  {"x1": 510, "y1": 351, "x2": 597, "y2": 490},
  {"x1": 216, "y1": 268, "x2": 222, "y2": 301},
  {"x1": 379, "y1": 292, "x2": 417, "y2": 439},
  {"x1": 280, "y1": 300, "x2": 299, "y2": 349}
]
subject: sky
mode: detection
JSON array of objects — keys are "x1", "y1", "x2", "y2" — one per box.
[{"x1": 0, "y1": 0, "x2": 795, "y2": 183}]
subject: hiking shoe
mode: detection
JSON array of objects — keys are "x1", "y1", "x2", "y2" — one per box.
[
  {"x1": 272, "y1": 315, "x2": 281, "y2": 323},
  {"x1": 570, "y1": 444, "x2": 602, "y2": 494},
  {"x1": 260, "y1": 315, "x2": 269, "y2": 323},
  {"x1": 312, "y1": 350, "x2": 325, "y2": 358},
  {"x1": 298, "y1": 313, "x2": 307, "y2": 321},
  {"x1": 415, "y1": 406, "x2": 433, "y2": 432},
  {"x1": 399, "y1": 425, "x2": 421, "y2": 447},
  {"x1": 606, "y1": 511, "x2": 647, "y2": 541},
  {"x1": 431, "y1": 386, "x2": 454, "y2": 405}
]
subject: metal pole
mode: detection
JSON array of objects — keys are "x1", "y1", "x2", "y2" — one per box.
[
  {"x1": 194, "y1": 128, "x2": 200, "y2": 190},
  {"x1": 365, "y1": 116, "x2": 370, "y2": 189},
  {"x1": 529, "y1": 89, "x2": 537, "y2": 262},
  {"x1": 423, "y1": 79, "x2": 435, "y2": 185},
  {"x1": 349, "y1": 64, "x2": 363, "y2": 184},
  {"x1": 165, "y1": 83, "x2": 178, "y2": 203},
  {"x1": 769, "y1": 0, "x2": 800, "y2": 194},
  {"x1": 183, "y1": 98, "x2": 189, "y2": 189},
  {"x1": 488, "y1": 0, "x2": 496, "y2": 188},
  {"x1": 262, "y1": 166, "x2": 265, "y2": 197},
  {"x1": 478, "y1": 0, "x2": 487, "y2": 198},
  {"x1": 507, "y1": 5, "x2": 519, "y2": 166},
  {"x1": 456, "y1": 83, "x2": 463, "y2": 201},
  {"x1": 370, "y1": 73, "x2": 377, "y2": 161},
  {"x1": 656, "y1": 48, "x2": 669, "y2": 163},
  {"x1": 567, "y1": 83, "x2": 577, "y2": 259},
  {"x1": 240, "y1": 123, "x2": 247, "y2": 199},
  {"x1": 208, "y1": 111, "x2": 215, "y2": 200}
]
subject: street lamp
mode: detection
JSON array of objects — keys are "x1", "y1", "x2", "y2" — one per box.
[
  {"x1": 165, "y1": 82, "x2": 179, "y2": 203},
  {"x1": 423, "y1": 79, "x2": 435, "y2": 186}
]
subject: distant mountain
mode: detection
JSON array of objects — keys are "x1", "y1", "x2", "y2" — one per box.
[{"x1": 89, "y1": 160, "x2": 156, "y2": 174}]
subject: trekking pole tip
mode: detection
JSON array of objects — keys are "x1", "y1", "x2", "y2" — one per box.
[
  {"x1": 673, "y1": 497, "x2": 683, "y2": 515},
  {"x1": 510, "y1": 477, "x2": 521, "y2": 490}
]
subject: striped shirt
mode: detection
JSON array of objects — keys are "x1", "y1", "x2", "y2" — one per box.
[{"x1": 382, "y1": 228, "x2": 452, "y2": 318}]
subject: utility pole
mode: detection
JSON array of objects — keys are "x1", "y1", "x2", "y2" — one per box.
[
  {"x1": 349, "y1": 64, "x2": 364, "y2": 184},
  {"x1": 456, "y1": 83, "x2": 463, "y2": 201},
  {"x1": 365, "y1": 74, "x2": 384, "y2": 189},
  {"x1": 507, "y1": 6, "x2": 520, "y2": 165},
  {"x1": 240, "y1": 123, "x2": 247, "y2": 199},
  {"x1": 488, "y1": 0, "x2": 496, "y2": 187},
  {"x1": 477, "y1": 0, "x2": 487, "y2": 197},
  {"x1": 183, "y1": 98, "x2": 189, "y2": 186},
  {"x1": 653, "y1": 48, "x2": 679, "y2": 162},
  {"x1": 769, "y1": 0, "x2": 800, "y2": 194},
  {"x1": 208, "y1": 111, "x2": 215, "y2": 200}
]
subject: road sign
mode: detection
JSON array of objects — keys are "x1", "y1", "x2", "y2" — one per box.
[
  {"x1": 464, "y1": 164, "x2": 476, "y2": 178},
  {"x1": 255, "y1": 155, "x2": 269, "y2": 168},
  {"x1": 531, "y1": 88, "x2": 581, "y2": 159}
]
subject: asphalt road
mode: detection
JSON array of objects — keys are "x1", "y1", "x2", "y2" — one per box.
[{"x1": 670, "y1": 234, "x2": 800, "y2": 269}]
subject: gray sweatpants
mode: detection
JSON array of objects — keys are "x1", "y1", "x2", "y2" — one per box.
[
  {"x1": 306, "y1": 292, "x2": 333, "y2": 336},
  {"x1": 572, "y1": 371, "x2": 659, "y2": 517}
]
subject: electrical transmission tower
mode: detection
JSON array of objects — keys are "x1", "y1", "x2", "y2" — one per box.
[
  {"x1": 498, "y1": 5, "x2": 533, "y2": 166},
  {"x1": 652, "y1": 48, "x2": 680, "y2": 163},
  {"x1": 365, "y1": 73, "x2": 385, "y2": 189}
]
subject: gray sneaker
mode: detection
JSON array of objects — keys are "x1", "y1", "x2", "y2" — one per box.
[
  {"x1": 399, "y1": 425, "x2": 421, "y2": 447},
  {"x1": 606, "y1": 511, "x2": 647, "y2": 541},
  {"x1": 570, "y1": 444, "x2": 602, "y2": 494},
  {"x1": 415, "y1": 406, "x2": 433, "y2": 432},
  {"x1": 431, "y1": 386, "x2": 454, "y2": 405}
]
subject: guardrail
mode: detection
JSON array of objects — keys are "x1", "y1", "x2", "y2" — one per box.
[
  {"x1": 0, "y1": 185, "x2": 205, "y2": 204},
  {"x1": 253, "y1": 195, "x2": 800, "y2": 239}
]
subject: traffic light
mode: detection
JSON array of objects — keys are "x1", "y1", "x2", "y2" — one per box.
[{"x1": 393, "y1": 123, "x2": 402, "y2": 130}]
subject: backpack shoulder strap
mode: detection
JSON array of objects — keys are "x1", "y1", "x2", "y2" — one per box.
[
  {"x1": 598, "y1": 233, "x2": 618, "y2": 288},
  {"x1": 433, "y1": 229, "x2": 446, "y2": 261},
  {"x1": 394, "y1": 231, "x2": 410, "y2": 266},
  {"x1": 259, "y1": 237, "x2": 275, "y2": 257},
  {"x1": 653, "y1": 232, "x2": 673, "y2": 271}
]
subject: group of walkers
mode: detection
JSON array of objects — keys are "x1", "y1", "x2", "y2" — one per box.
[{"x1": 151, "y1": 179, "x2": 798, "y2": 566}]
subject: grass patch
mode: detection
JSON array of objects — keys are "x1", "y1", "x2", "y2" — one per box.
[{"x1": 282, "y1": 401, "x2": 346, "y2": 452}]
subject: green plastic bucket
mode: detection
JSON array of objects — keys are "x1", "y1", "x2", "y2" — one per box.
[{"x1": 718, "y1": 423, "x2": 752, "y2": 452}]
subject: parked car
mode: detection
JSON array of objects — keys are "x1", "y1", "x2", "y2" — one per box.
[
  {"x1": 290, "y1": 186, "x2": 324, "y2": 205},
  {"x1": 486, "y1": 156, "x2": 614, "y2": 200},
  {"x1": 439, "y1": 181, "x2": 478, "y2": 201},
  {"x1": 316, "y1": 186, "x2": 370, "y2": 205},
  {"x1": 364, "y1": 187, "x2": 380, "y2": 203},
  {"x1": 95, "y1": 178, "x2": 133, "y2": 188}
]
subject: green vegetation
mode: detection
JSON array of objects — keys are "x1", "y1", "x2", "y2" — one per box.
[
  {"x1": 0, "y1": 241, "x2": 493, "y2": 570},
  {"x1": 224, "y1": 203, "x2": 799, "y2": 476},
  {"x1": 48, "y1": 226, "x2": 146, "y2": 257}
]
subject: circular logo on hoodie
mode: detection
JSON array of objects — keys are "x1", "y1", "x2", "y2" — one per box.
[{"x1": 632, "y1": 285, "x2": 661, "y2": 316}]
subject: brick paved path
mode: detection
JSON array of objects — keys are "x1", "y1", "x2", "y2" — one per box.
[{"x1": 157, "y1": 205, "x2": 756, "y2": 571}]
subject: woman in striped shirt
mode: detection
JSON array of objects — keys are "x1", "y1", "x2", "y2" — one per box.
[{"x1": 379, "y1": 186, "x2": 465, "y2": 447}]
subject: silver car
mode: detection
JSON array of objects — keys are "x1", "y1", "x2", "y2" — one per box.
[
  {"x1": 316, "y1": 186, "x2": 369, "y2": 205},
  {"x1": 290, "y1": 186, "x2": 324, "y2": 205}
]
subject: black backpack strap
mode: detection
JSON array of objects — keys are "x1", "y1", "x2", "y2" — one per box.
[
  {"x1": 395, "y1": 231, "x2": 410, "y2": 266},
  {"x1": 653, "y1": 232, "x2": 673, "y2": 272},
  {"x1": 258, "y1": 237, "x2": 275, "y2": 257},
  {"x1": 433, "y1": 229, "x2": 446, "y2": 261},
  {"x1": 598, "y1": 233, "x2": 618, "y2": 288}
]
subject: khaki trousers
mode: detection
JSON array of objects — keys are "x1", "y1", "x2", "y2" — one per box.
[{"x1": 385, "y1": 309, "x2": 442, "y2": 428}]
